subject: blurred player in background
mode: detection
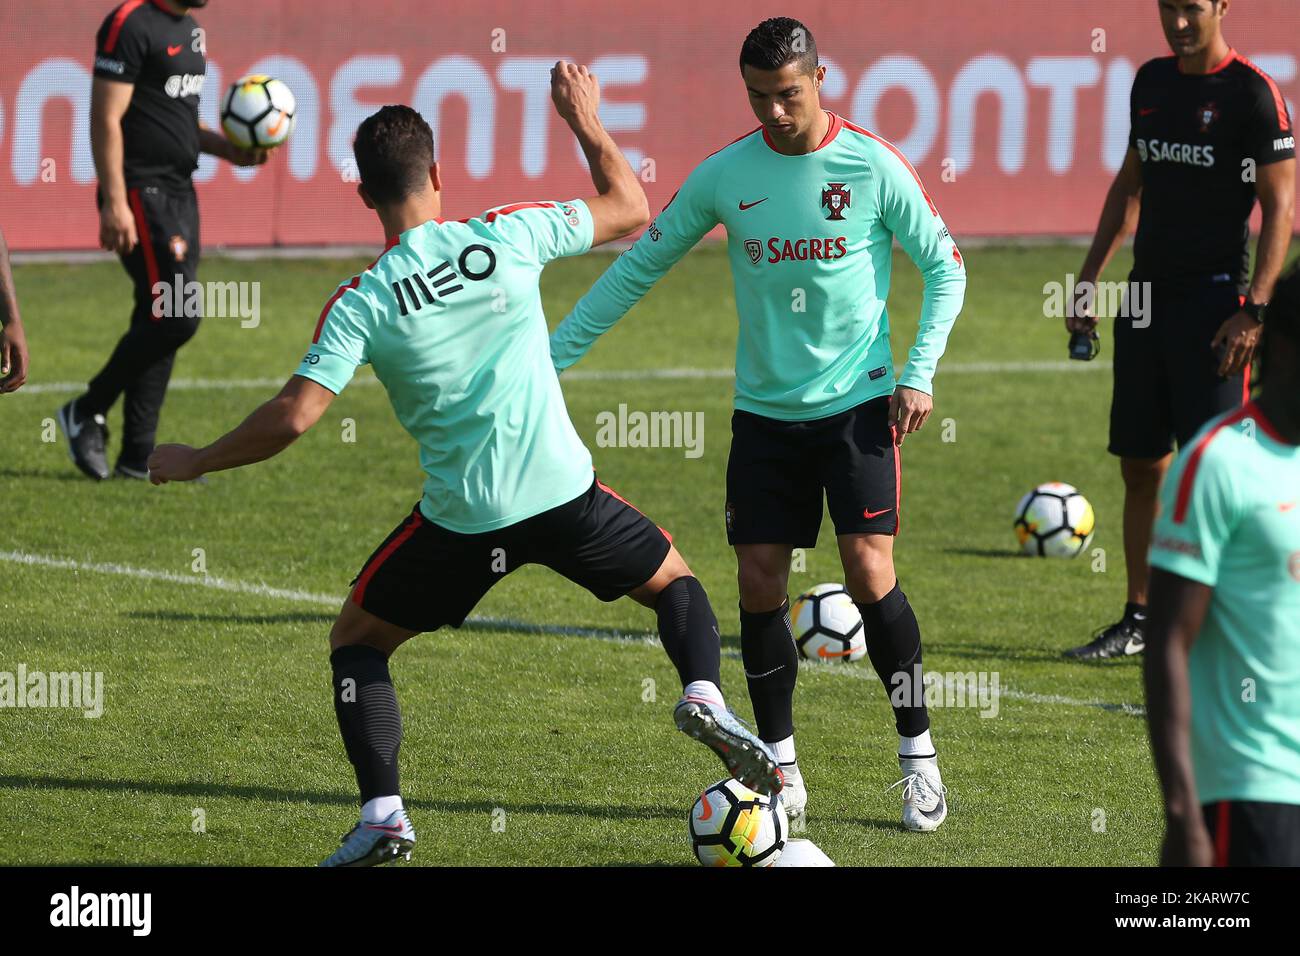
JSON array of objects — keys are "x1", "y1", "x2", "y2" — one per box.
[
  {"x1": 550, "y1": 17, "x2": 966, "y2": 830},
  {"x1": 58, "y1": 0, "x2": 267, "y2": 481},
  {"x1": 1066, "y1": 0, "x2": 1295, "y2": 660},
  {"x1": 147, "y1": 65, "x2": 783, "y2": 866},
  {"x1": 0, "y1": 226, "x2": 29, "y2": 393},
  {"x1": 1145, "y1": 262, "x2": 1300, "y2": 866}
]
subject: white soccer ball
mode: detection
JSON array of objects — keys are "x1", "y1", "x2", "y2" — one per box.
[
  {"x1": 791, "y1": 583, "x2": 866, "y2": 662},
  {"x1": 689, "y1": 778, "x2": 787, "y2": 867},
  {"x1": 220, "y1": 75, "x2": 295, "y2": 150},
  {"x1": 1014, "y1": 482, "x2": 1096, "y2": 558}
]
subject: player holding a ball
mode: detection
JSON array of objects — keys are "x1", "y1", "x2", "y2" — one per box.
[{"x1": 58, "y1": 0, "x2": 269, "y2": 481}]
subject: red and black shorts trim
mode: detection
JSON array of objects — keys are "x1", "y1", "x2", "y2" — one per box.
[
  {"x1": 349, "y1": 476, "x2": 672, "y2": 633},
  {"x1": 725, "y1": 395, "x2": 900, "y2": 548},
  {"x1": 1201, "y1": 799, "x2": 1300, "y2": 866},
  {"x1": 99, "y1": 183, "x2": 201, "y2": 322}
]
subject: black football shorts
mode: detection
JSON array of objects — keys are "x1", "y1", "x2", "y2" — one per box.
[
  {"x1": 725, "y1": 395, "x2": 900, "y2": 548},
  {"x1": 349, "y1": 476, "x2": 672, "y2": 632},
  {"x1": 1202, "y1": 799, "x2": 1300, "y2": 866},
  {"x1": 1109, "y1": 277, "x2": 1250, "y2": 459}
]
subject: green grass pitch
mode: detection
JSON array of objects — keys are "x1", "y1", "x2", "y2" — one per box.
[{"x1": 0, "y1": 241, "x2": 1181, "y2": 865}]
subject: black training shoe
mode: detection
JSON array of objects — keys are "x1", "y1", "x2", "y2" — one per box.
[
  {"x1": 1065, "y1": 616, "x2": 1146, "y2": 660},
  {"x1": 56, "y1": 400, "x2": 110, "y2": 481}
]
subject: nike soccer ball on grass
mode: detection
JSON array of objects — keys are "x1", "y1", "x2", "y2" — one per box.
[
  {"x1": 689, "y1": 778, "x2": 787, "y2": 867},
  {"x1": 791, "y1": 583, "x2": 867, "y2": 662},
  {"x1": 1014, "y1": 482, "x2": 1096, "y2": 558},
  {"x1": 220, "y1": 75, "x2": 295, "y2": 150}
]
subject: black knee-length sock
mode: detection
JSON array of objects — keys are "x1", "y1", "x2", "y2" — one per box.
[
  {"x1": 739, "y1": 599, "x2": 799, "y2": 742},
  {"x1": 330, "y1": 645, "x2": 403, "y2": 803},
  {"x1": 857, "y1": 583, "x2": 930, "y2": 738},
  {"x1": 655, "y1": 576, "x2": 722, "y2": 687}
]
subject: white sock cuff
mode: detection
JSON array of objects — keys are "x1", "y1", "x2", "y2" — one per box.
[
  {"x1": 362, "y1": 795, "x2": 404, "y2": 823},
  {"x1": 770, "y1": 734, "x2": 798, "y2": 764},
  {"x1": 682, "y1": 680, "x2": 725, "y2": 710},
  {"x1": 898, "y1": 729, "x2": 935, "y2": 758}
]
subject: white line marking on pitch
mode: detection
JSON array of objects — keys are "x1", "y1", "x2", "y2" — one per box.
[
  {"x1": 11, "y1": 361, "x2": 1108, "y2": 396},
  {"x1": 0, "y1": 549, "x2": 1142, "y2": 716}
]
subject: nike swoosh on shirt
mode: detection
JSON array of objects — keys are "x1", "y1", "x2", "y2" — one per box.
[
  {"x1": 738, "y1": 198, "x2": 768, "y2": 210},
  {"x1": 167, "y1": 45, "x2": 183, "y2": 56},
  {"x1": 1139, "y1": 107, "x2": 1158, "y2": 116},
  {"x1": 1280, "y1": 502, "x2": 1298, "y2": 512}
]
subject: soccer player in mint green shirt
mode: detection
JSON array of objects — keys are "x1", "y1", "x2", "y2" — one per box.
[
  {"x1": 1146, "y1": 264, "x2": 1300, "y2": 866},
  {"x1": 146, "y1": 66, "x2": 782, "y2": 866},
  {"x1": 550, "y1": 17, "x2": 966, "y2": 831}
]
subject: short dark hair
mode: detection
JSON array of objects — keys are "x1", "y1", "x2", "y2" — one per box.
[
  {"x1": 739, "y1": 17, "x2": 818, "y2": 76},
  {"x1": 353, "y1": 105, "x2": 435, "y2": 205}
]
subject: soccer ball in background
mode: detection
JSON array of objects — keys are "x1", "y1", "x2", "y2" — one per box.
[
  {"x1": 220, "y1": 75, "x2": 296, "y2": 150},
  {"x1": 1014, "y1": 482, "x2": 1096, "y2": 558},
  {"x1": 791, "y1": 583, "x2": 867, "y2": 662},
  {"x1": 689, "y1": 778, "x2": 787, "y2": 867}
]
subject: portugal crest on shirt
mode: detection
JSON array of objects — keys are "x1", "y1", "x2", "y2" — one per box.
[
  {"x1": 821, "y1": 183, "x2": 850, "y2": 221},
  {"x1": 1198, "y1": 102, "x2": 1219, "y2": 133}
]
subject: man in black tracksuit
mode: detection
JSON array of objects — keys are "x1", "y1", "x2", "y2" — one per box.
[
  {"x1": 58, "y1": 0, "x2": 266, "y2": 480},
  {"x1": 1063, "y1": 2, "x2": 1295, "y2": 661}
]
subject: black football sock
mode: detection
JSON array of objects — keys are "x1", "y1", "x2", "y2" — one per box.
[
  {"x1": 655, "y1": 576, "x2": 722, "y2": 688},
  {"x1": 330, "y1": 645, "x2": 403, "y2": 804},
  {"x1": 1125, "y1": 602, "x2": 1148, "y2": 625},
  {"x1": 739, "y1": 599, "x2": 799, "y2": 742},
  {"x1": 857, "y1": 583, "x2": 930, "y2": 738}
]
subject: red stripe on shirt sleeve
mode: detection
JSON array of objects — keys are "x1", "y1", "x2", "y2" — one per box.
[
  {"x1": 1238, "y1": 54, "x2": 1292, "y2": 132},
  {"x1": 1172, "y1": 406, "x2": 1253, "y2": 524},
  {"x1": 312, "y1": 276, "x2": 359, "y2": 344},
  {"x1": 484, "y1": 202, "x2": 555, "y2": 222},
  {"x1": 841, "y1": 119, "x2": 939, "y2": 216},
  {"x1": 102, "y1": 0, "x2": 146, "y2": 55}
]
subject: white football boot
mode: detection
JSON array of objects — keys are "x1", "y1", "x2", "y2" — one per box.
[
  {"x1": 673, "y1": 695, "x2": 783, "y2": 797},
  {"x1": 889, "y1": 755, "x2": 947, "y2": 832},
  {"x1": 778, "y1": 763, "x2": 808, "y2": 820},
  {"x1": 318, "y1": 809, "x2": 416, "y2": 867}
]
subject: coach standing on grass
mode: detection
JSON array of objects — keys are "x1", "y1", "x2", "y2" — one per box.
[
  {"x1": 1065, "y1": 0, "x2": 1295, "y2": 660},
  {"x1": 0, "y1": 226, "x2": 29, "y2": 393},
  {"x1": 57, "y1": 0, "x2": 267, "y2": 481}
]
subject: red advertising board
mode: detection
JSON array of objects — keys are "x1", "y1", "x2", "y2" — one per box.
[{"x1": 1, "y1": 0, "x2": 1296, "y2": 250}]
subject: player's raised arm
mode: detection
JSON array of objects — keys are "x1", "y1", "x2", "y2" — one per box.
[
  {"x1": 550, "y1": 62, "x2": 648, "y2": 247},
  {"x1": 549, "y1": 145, "x2": 722, "y2": 374}
]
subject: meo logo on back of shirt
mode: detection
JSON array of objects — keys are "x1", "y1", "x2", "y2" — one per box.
[{"x1": 390, "y1": 243, "x2": 498, "y2": 316}]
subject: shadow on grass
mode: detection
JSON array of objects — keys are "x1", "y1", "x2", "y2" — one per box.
[
  {"x1": 123, "y1": 610, "x2": 336, "y2": 626},
  {"x1": 0, "y1": 774, "x2": 682, "y2": 821},
  {"x1": 0, "y1": 468, "x2": 91, "y2": 483},
  {"x1": 942, "y1": 547, "x2": 1026, "y2": 560}
]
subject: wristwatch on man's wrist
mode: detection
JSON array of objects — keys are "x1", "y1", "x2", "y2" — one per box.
[{"x1": 1243, "y1": 298, "x2": 1266, "y2": 324}]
